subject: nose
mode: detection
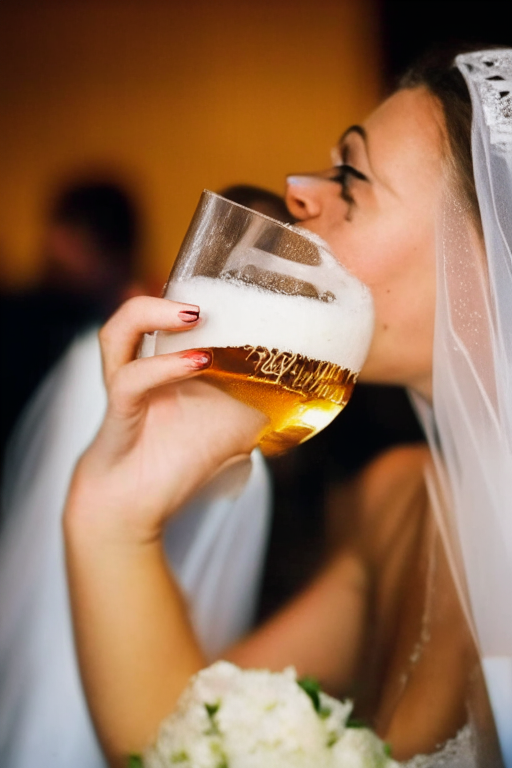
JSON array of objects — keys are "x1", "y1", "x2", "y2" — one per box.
[{"x1": 285, "y1": 172, "x2": 329, "y2": 221}]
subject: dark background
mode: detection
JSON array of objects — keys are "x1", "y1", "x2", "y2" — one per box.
[
  {"x1": 380, "y1": 0, "x2": 512, "y2": 88},
  {"x1": 257, "y1": 0, "x2": 512, "y2": 621}
]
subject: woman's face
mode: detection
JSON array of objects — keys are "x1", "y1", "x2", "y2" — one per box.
[{"x1": 285, "y1": 87, "x2": 446, "y2": 399}]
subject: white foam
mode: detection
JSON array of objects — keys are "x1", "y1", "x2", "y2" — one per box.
[{"x1": 153, "y1": 274, "x2": 374, "y2": 373}]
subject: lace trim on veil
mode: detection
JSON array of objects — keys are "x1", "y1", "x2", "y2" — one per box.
[{"x1": 456, "y1": 51, "x2": 512, "y2": 147}]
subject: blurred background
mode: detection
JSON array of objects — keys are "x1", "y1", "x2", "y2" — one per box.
[
  {"x1": 2, "y1": 0, "x2": 510, "y2": 287},
  {"x1": 0, "y1": 0, "x2": 381, "y2": 290},
  {"x1": 1, "y1": 0, "x2": 510, "y2": 611}
]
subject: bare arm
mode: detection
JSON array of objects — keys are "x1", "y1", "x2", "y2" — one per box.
[
  {"x1": 64, "y1": 297, "x2": 268, "y2": 764},
  {"x1": 66, "y1": 516, "x2": 370, "y2": 762},
  {"x1": 225, "y1": 447, "x2": 432, "y2": 699},
  {"x1": 65, "y1": 525, "x2": 204, "y2": 763},
  {"x1": 225, "y1": 549, "x2": 369, "y2": 696}
]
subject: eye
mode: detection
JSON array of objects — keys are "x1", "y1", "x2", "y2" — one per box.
[{"x1": 330, "y1": 164, "x2": 367, "y2": 204}]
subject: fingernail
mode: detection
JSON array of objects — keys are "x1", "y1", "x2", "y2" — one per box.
[
  {"x1": 178, "y1": 309, "x2": 200, "y2": 323},
  {"x1": 181, "y1": 349, "x2": 212, "y2": 369}
]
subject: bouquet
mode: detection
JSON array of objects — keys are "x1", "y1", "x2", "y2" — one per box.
[{"x1": 132, "y1": 661, "x2": 399, "y2": 768}]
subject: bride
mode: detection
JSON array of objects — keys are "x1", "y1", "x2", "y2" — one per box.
[{"x1": 63, "y1": 46, "x2": 511, "y2": 767}]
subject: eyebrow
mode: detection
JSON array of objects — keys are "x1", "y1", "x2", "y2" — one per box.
[
  {"x1": 336, "y1": 123, "x2": 396, "y2": 195},
  {"x1": 338, "y1": 124, "x2": 368, "y2": 146},
  {"x1": 336, "y1": 124, "x2": 372, "y2": 174},
  {"x1": 335, "y1": 124, "x2": 372, "y2": 184}
]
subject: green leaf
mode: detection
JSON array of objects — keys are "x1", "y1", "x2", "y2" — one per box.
[
  {"x1": 171, "y1": 751, "x2": 189, "y2": 763},
  {"x1": 384, "y1": 742, "x2": 393, "y2": 757},
  {"x1": 346, "y1": 717, "x2": 368, "y2": 728},
  {"x1": 210, "y1": 741, "x2": 229, "y2": 767},
  {"x1": 326, "y1": 732, "x2": 338, "y2": 747},
  {"x1": 127, "y1": 755, "x2": 144, "y2": 768},
  {"x1": 205, "y1": 702, "x2": 220, "y2": 718},
  {"x1": 297, "y1": 677, "x2": 321, "y2": 713},
  {"x1": 204, "y1": 701, "x2": 222, "y2": 735}
]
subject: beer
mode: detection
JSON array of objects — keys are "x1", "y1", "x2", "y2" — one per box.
[
  {"x1": 146, "y1": 273, "x2": 373, "y2": 454},
  {"x1": 201, "y1": 345, "x2": 356, "y2": 455}
]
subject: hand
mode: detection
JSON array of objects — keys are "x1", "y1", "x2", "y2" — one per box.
[{"x1": 66, "y1": 296, "x2": 268, "y2": 544}]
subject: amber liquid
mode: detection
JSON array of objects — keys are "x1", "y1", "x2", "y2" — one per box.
[{"x1": 201, "y1": 345, "x2": 357, "y2": 455}]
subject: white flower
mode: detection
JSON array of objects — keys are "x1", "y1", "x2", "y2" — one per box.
[
  {"x1": 143, "y1": 661, "x2": 398, "y2": 768},
  {"x1": 332, "y1": 727, "x2": 399, "y2": 767}
]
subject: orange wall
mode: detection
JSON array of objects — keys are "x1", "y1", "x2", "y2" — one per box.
[{"x1": 0, "y1": 0, "x2": 382, "y2": 287}]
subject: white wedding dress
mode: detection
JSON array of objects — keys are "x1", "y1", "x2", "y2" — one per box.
[{"x1": 0, "y1": 328, "x2": 271, "y2": 768}]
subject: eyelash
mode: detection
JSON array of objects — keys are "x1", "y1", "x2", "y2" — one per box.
[{"x1": 331, "y1": 164, "x2": 367, "y2": 204}]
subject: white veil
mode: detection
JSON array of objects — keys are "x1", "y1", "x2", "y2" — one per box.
[{"x1": 413, "y1": 49, "x2": 512, "y2": 767}]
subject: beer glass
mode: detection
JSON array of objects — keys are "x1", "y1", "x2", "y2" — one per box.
[{"x1": 141, "y1": 191, "x2": 374, "y2": 455}]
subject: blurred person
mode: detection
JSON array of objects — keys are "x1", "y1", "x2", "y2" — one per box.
[
  {"x1": 38, "y1": 179, "x2": 139, "y2": 311},
  {"x1": 0, "y1": 183, "x2": 293, "y2": 768},
  {"x1": 0, "y1": 179, "x2": 141, "y2": 464},
  {"x1": 219, "y1": 184, "x2": 295, "y2": 223}
]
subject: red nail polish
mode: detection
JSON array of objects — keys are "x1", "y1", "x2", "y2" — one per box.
[
  {"x1": 181, "y1": 349, "x2": 212, "y2": 369},
  {"x1": 178, "y1": 309, "x2": 199, "y2": 323}
]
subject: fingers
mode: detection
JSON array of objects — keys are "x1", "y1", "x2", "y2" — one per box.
[
  {"x1": 99, "y1": 296, "x2": 201, "y2": 384},
  {"x1": 108, "y1": 349, "x2": 213, "y2": 417}
]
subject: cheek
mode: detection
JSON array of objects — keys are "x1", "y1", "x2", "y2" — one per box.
[
  {"x1": 314, "y1": 194, "x2": 437, "y2": 334},
  {"x1": 336, "y1": 210, "x2": 436, "y2": 294},
  {"x1": 327, "y1": 223, "x2": 403, "y2": 292},
  {"x1": 334, "y1": 226, "x2": 437, "y2": 371}
]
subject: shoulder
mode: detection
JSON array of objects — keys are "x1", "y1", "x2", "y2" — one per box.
[
  {"x1": 354, "y1": 443, "x2": 430, "y2": 507},
  {"x1": 326, "y1": 443, "x2": 431, "y2": 561}
]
